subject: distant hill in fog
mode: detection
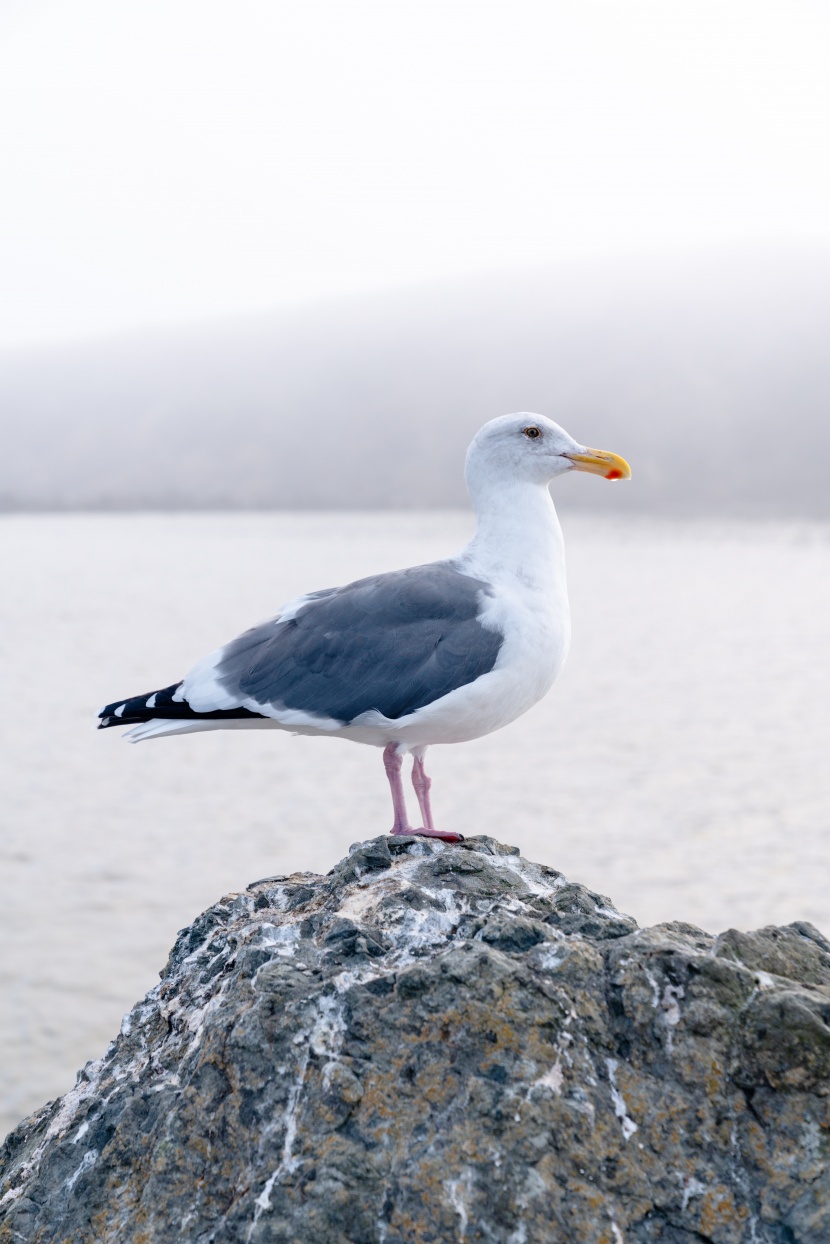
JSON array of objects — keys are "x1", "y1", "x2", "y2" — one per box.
[{"x1": 1, "y1": 252, "x2": 829, "y2": 516}]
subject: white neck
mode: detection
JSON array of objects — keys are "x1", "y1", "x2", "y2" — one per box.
[{"x1": 457, "y1": 475, "x2": 567, "y2": 593}]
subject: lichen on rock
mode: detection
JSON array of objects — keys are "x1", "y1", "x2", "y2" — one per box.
[{"x1": 2, "y1": 834, "x2": 830, "y2": 1242}]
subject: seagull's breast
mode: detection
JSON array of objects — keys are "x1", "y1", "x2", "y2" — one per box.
[
  {"x1": 470, "y1": 574, "x2": 571, "y2": 726},
  {"x1": 491, "y1": 574, "x2": 571, "y2": 690}
]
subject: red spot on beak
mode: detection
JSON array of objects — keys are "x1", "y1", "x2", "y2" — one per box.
[{"x1": 606, "y1": 468, "x2": 623, "y2": 480}]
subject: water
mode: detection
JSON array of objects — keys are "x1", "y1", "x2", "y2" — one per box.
[{"x1": 2, "y1": 510, "x2": 830, "y2": 1137}]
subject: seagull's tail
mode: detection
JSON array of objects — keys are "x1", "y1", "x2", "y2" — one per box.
[
  {"x1": 123, "y1": 717, "x2": 216, "y2": 742},
  {"x1": 97, "y1": 681, "x2": 266, "y2": 741}
]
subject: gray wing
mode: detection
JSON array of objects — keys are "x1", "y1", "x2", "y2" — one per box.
[{"x1": 215, "y1": 562, "x2": 503, "y2": 723}]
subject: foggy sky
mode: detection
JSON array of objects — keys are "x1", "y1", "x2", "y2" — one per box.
[
  {"x1": 2, "y1": 252, "x2": 829, "y2": 518},
  {"x1": 2, "y1": 1, "x2": 829, "y2": 349}
]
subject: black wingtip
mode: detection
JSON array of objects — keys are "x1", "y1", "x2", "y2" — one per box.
[
  {"x1": 97, "y1": 682, "x2": 186, "y2": 729},
  {"x1": 95, "y1": 681, "x2": 266, "y2": 730}
]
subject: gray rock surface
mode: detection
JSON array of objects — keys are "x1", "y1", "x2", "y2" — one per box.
[{"x1": 2, "y1": 834, "x2": 830, "y2": 1242}]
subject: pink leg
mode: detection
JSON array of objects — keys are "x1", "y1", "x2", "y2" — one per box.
[
  {"x1": 383, "y1": 743, "x2": 413, "y2": 835},
  {"x1": 411, "y1": 754, "x2": 436, "y2": 830},
  {"x1": 382, "y1": 745, "x2": 464, "y2": 842},
  {"x1": 410, "y1": 751, "x2": 464, "y2": 844}
]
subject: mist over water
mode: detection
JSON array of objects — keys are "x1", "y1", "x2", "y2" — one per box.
[{"x1": 2, "y1": 251, "x2": 829, "y2": 516}]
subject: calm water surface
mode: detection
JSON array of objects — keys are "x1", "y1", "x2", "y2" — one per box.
[{"x1": 2, "y1": 510, "x2": 829, "y2": 1135}]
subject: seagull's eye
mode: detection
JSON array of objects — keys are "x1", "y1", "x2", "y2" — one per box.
[{"x1": 522, "y1": 426, "x2": 541, "y2": 439}]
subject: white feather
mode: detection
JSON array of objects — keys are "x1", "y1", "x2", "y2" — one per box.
[{"x1": 125, "y1": 717, "x2": 283, "y2": 742}]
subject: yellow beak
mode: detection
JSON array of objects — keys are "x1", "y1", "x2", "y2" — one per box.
[{"x1": 563, "y1": 448, "x2": 632, "y2": 481}]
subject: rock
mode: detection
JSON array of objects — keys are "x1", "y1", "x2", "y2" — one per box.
[{"x1": 1, "y1": 834, "x2": 829, "y2": 1243}]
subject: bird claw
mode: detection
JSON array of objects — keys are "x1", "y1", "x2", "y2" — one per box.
[{"x1": 390, "y1": 827, "x2": 465, "y2": 843}]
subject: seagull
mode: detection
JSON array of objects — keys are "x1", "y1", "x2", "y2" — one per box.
[{"x1": 99, "y1": 414, "x2": 630, "y2": 842}]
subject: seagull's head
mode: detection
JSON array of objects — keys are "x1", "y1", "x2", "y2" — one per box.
[{"x1": 465, "y1": 413, "x2": 631, "y2": 489}]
